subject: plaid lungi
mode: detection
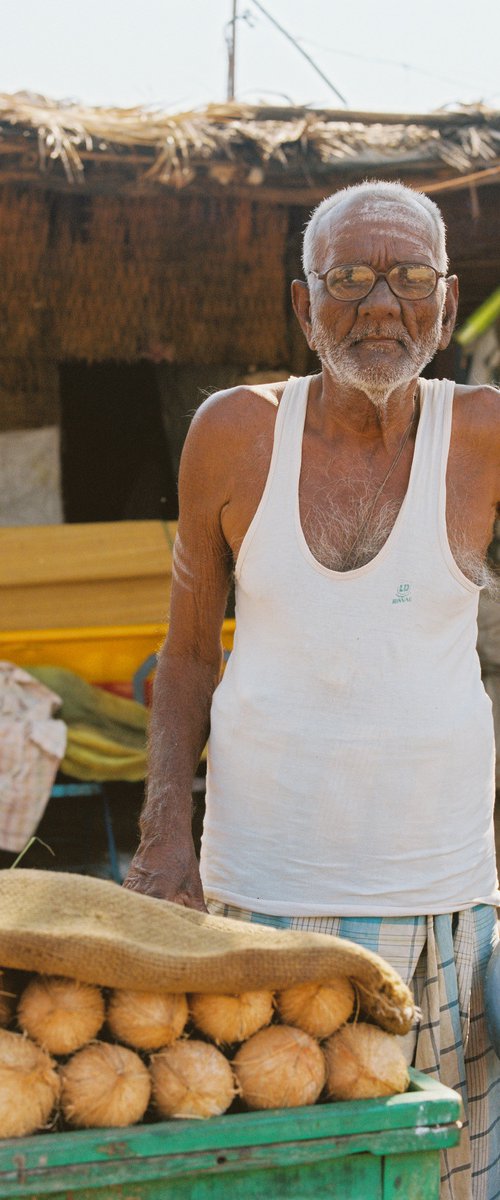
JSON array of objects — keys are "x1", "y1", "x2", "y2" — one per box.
[{"x1": 207, "y1": 899, "x2": 500, "y2": 1200}]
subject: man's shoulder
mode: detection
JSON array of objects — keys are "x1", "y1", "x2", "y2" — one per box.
[
  {"x1": 186, "y1": 378, "x2": 291, "y2": 449},
  {"x1": 194, "y1": 379, "x2": 289, "y2": 421},
  {"x1": 179, "y1": 379, "x2": 292, "y2": 474},
  {"x1": 452, "y1": 381, "x2": 500, "y2": 438},
  {"x1": 454, "y1": 381, "x2": 500, "y2": 404}
]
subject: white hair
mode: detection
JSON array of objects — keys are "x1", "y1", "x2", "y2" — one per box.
[{"x1": 302, "y1": 180, "x2": 449, "y2": 276}]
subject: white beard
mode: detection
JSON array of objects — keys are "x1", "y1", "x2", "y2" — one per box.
[{"x1": 311, "y1": 311, "x2": 444, "y2": 411}]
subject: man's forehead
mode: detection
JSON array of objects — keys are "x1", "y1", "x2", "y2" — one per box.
[{"x1": 314, "y1": 193, "x2": 437, "y2": 260}]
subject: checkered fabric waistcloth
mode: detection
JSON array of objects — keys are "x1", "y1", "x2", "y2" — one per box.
[{"x1": 206, "y1": 899, "x2": 500, "y2": 1200}]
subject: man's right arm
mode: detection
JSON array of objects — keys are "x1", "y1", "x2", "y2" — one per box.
[{"x1": 123, "y1": 395, "x2": 234, "y2": 908}]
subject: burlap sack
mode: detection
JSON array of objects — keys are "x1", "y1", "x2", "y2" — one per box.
[{"x1": 0, "y1": 870, "x2": 414, "y2": 1035}]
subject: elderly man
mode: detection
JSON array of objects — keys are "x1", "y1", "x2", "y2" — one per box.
[{"x1": 125, "y1": 180, "x2": 499, "y2": 1199}]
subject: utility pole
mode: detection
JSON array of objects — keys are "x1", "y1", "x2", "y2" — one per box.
[{"x1": 227, "y1": 0, "x2": 237, "y2": 101}]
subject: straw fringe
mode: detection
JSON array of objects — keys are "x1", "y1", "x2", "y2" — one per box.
[{"x1": 1, "y1": 93, "x2": 499, "y2": 187}]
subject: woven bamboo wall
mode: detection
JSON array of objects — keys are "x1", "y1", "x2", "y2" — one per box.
[
  {"x1": 0, "y1": 185, "x2": 289, "y2": 366},
  {"x1": 435, "y1": 187, "x2": 500, "y2": 321},
  {"x1": 0, "y1": 358, "x2": 60, "y2": 431}
]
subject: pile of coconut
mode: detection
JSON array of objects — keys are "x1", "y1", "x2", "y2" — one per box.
[{"x1": 0, "y1": 967, "x2": 410, "y2": 1138}]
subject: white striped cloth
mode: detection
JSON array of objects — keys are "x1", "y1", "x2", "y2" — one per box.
[{"x1": 207, "y1": 900, "x2": 499, "y2": 1200}]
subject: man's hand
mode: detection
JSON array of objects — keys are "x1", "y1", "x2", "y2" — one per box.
[{"x1": 123, "y1": 838, "x2": 207, "y2": 912}]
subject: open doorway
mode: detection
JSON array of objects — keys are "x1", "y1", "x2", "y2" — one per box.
[{"x1": 59, "y1": 361, "x2": 178, "y2": 522}]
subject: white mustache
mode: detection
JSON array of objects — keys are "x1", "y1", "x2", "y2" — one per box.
[{"x1": 345, "y1": 325, "x2": 412, "y2": 350}]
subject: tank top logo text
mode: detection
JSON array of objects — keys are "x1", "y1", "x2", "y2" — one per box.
[{"x1": 392, "y1": 582, "x2": 412, "y2": 605}]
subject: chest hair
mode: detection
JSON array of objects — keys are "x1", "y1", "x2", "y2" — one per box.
[
  {"x1": 235, "y1": 424, "x2": 498, "y2": 591},
  {"x1": 302, "y1": 468, "x2": 497, "y2": 590}
]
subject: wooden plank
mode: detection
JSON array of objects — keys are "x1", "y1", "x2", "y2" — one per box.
[
  {"x1": 0, "y1": 522, "x2": 176, "y2": 586},
  {"x1": 0, "y1": 577, "x2": 171, "y2": 631},
  {"x1": 0, "y1": 521, "x2": 176, "y2": 630},
  {"x1": 424, "y1": 163, "x2": 500, "y2": 194}
]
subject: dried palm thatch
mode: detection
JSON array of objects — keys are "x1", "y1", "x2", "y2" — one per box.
[
  {"x1": 1, "y1": 92, "x2": 500, "y2": 189},
  {"x1": 1, "y1": 95, "x2": 499, "y2": 369}
]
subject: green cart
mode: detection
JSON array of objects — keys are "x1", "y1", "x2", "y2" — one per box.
[{"x1": 0, "y1": 1069, "x2": 461, "y2": 1200}]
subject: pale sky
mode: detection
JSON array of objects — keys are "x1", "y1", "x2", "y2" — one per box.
[{"x1": 1, "y1": 0, "x2": 499, "y2": 115}]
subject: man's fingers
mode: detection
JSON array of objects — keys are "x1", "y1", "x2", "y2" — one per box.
[
  {"x1": 122, "y1": 875, "x2": 166, "y2": 900},
  {"x1": 177, "y1": 892, "x2": 208, "y2": 913},
  {"x1": 122, "y1": 869, "x2": 207, "y2": 911}
]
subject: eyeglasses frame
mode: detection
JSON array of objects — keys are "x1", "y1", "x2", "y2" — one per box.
[{"x1": 308, "y1": 262, "x2": 446, "y2": 302}]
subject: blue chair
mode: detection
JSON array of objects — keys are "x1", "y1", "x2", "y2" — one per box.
[{"x1": 132, "y1": 652, "x2": 158, "y2": 704}]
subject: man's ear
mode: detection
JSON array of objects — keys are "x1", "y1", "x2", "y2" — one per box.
[
  {"x1": 439, "y1": 275, "x2": 459, "y2": 350},
  {"x1": 291, "y1": 279, "x2": 316, "y2": 349}
]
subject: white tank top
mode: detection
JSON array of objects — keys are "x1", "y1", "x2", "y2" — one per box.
[{"x1": 201, "y1": 375, "x2": 500, "y2": 916}]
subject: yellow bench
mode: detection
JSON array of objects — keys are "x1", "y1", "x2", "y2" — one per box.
[{"x1": 0, "y1": 619, "x2": 235, "y2": 690}]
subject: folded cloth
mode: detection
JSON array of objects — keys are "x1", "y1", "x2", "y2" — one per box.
[
  {"x1": 27, "y1": 666, "x2": 148, "y2": 782},
  {"x1": 0, "y1": 662, "x2": 67, "y2": 853}
]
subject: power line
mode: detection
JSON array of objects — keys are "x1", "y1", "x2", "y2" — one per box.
[
  {"x1": 299, "y1": 35, "x2": 488, "y2": 95},
  {"x1": 226, "y1": 3, "x2": 491, "y2": 111},
  {"x1": 239, "y1": 87, "x2": 296, "y2": 104},
  {"x1": 247, "y1": 0, "x2": 348, "y2": 107}
]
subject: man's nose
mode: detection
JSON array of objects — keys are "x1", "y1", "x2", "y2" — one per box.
[{"x1": 357, "y1": 277, "x2": 402, "y2": 319}]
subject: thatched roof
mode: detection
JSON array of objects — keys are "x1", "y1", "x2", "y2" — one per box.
[
  {"x1": 1, "y1": 94, "x2": 500, "y2": 369},
  {"x1": 1, "y1": 92, "x2": 500, "y2": 199}
]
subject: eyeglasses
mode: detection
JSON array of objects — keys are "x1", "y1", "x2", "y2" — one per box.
[{"x1": 309, "y1": 262, "x2": 445, "y2": 302}]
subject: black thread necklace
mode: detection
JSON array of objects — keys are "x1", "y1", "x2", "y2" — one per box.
[{"x1": 343, "y1": 384, "x2": 420, "y2": 569}]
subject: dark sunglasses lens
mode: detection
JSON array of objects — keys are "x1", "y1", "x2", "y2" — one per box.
[
  {"x1": 325, "y1": 265, "x2": 375, "y2": 300},
  {"x1": 388, "y1": 265, "x2": 437, "y2": 298}
]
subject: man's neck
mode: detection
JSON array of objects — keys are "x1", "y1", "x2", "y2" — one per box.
[{"x1": 309, "y1": 369, "x2": 421, "y2": 448}]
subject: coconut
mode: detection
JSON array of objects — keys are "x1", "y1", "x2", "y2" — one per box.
[
  {"x1": 17, "y1": 975, "x2": 105, "y2": 1055},
  {"x1": 275, "y1": 977, "x2": 355, "y2": 1040},
  {"x1": 188, "y1": 990, "x2": 274, "y2": 1045},
  {"x1": 150, "y1": 1039, "x2": 236, "y2": 1119},
  {"x1": 60, "y1": 1041, "x2": 151, "y2": 1128},
  {"x1": 233, "y1": 1024, "x2": 326, "y2": 1110},
  {"x1": 107, "y1": 988, "x2": 188, "y2": 1051},
  {"x1": 0, "y1": 1028, "x2": 60, "y2": 1137},
  {"x1": 323, "y1": 1022, "x2": 410, "y2": 1100}
]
